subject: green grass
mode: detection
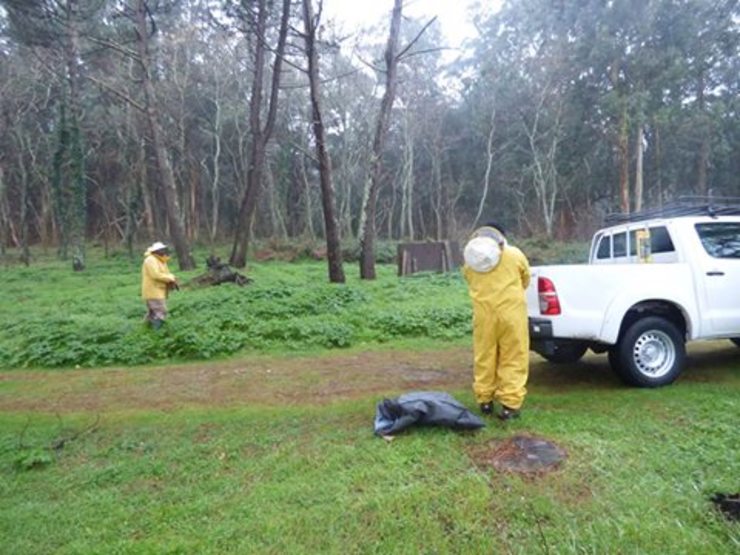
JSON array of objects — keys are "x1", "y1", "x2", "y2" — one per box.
[
  {"x1": 0, "y1": 247, "x2": 474, "y2": 369},
  {"x1": 1, "y1": 371, "x2": 738, "y2": 554},
  {"x1": 1, "y1": 243, "x2": 737, "y2": 553},
  {"x1": 0, "y1": 241, "x2": 590, "y2": 370}
]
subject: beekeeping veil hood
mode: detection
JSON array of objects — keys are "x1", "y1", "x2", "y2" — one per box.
[{"x1": 464, "y1": 225, "x2": 507, "y2": 273}]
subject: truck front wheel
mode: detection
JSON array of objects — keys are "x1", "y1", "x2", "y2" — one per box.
[{"x1": 614, "y1": 317, "x2": 686, "y2": 387}]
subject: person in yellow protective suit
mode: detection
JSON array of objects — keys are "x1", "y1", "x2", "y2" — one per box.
[
  {"x1": 462, "y1": 223, "x2": 531, "y2": 420},
  {"x1": 141, "y1": 241, "x2": 178, "y2": 330}
]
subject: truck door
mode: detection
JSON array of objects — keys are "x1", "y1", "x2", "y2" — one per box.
[{"x1": 694, "y1": 222, "x2": 740, "y2": 335}]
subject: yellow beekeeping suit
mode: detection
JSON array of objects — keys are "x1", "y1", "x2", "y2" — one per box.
[
  {"x1": 141, "y1": 250, "x2": 176, "y2": 300},
  {"x1": 463, "y1": 244, "x2": 531, "y2": 410}
]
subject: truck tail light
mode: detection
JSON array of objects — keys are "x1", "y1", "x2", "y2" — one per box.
[{"x1": 538, "y1": 277, "x2": 561, "y2": 315}]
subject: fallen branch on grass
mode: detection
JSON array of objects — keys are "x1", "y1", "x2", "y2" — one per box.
[
  {"x1": 15, "y1": 414, "x2": 102, "y2": 470},
  {"x1": 189, "y1": 256, "x2": 253, "y2": 287}
]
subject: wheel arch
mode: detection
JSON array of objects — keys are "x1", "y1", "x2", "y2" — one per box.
[{"x1": 615, "y1": 300, "x2": 690, "y2": 345}]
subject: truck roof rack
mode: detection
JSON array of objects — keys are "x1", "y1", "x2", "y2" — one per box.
[{"x1": 605, "y1": 196, "x2": 740, "y2": 224}]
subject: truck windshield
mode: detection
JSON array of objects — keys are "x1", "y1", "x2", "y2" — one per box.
[{"x1": 695, "y1": 223, "x2": 740, "y2": 259}]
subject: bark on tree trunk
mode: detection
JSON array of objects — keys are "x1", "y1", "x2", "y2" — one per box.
[
  {"x1": 299, "y1": 153, "x2": 316, "y2": 239},
  {"x1": 696, "y1": 72, "x2": 709, "y2": 197},
  {"x1": 473, "y1": 104, "x2": 496, "y2": 229},
  {"x1": 654, "y1": 118, "x2": 663, "y2": 207},
  {"x1": 634, "y1": 124, "x2": 644, "y2": 212},
  {"x1": 135, "y1": 0, "x2": 195, "y2": 270},
  {"x1": 302, "y1": 0, "x2": 345, "y2": 283},
  {"x1": 399, "y1": 112, "x2": 414, "y2": 240},
  {"x1": 16, "y1": 132, "x2": 30, "y2": 266},
  {"x1": 432, "y1": 142, "x2": 443, "y2": 240},
  {"x1": 230, "y1": 0, "x2": 290, "y2": 268},
  {"x1": 0, "y1": 164, "x2": 6, "y2": 258},
  {"x1": 617, "y1": 105, "x2": 630, "y2": 213},
  {"x1": 359, "y1": 0, "x2": 402, "y2": 280},
  {"x1": 609, "y1": 59, "x2": 630, "y2": 214},
  {"x1": 65, "y1": 0, "x2": 86, "y2": 271},
  {"x1": 209, "y1": 90, "x2": 222, "y2": 243}
]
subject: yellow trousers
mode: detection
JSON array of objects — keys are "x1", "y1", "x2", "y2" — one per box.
[{"x1": 472, "y1": 303, "x2": 529, "y2": 410}]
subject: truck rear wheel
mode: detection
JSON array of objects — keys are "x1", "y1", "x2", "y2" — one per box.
[
  {"x1": 541, "y1": 342, "x2": 588, "y2": 364},
  {"x1": 614, "y1": 316, "x2": 686, "y2": 387}
]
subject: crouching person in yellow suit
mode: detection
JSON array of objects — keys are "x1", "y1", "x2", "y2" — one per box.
[
  {"x1": 141, "y1": 241, "x2": 178, "y2": 330},
  {"x1": 462, "y1": 223, "x2": 531, "y2": 420}
]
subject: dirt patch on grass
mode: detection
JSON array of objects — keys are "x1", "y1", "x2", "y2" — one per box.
[
  {"x1": 0, "y1": 348, "x2": 471, "y2": 413},
  {"x1": 472, "y1": 435, "x2": 567, "y2": 476},
  {"x1": 2, "y1": 341, "x2": 734, "y2": 414}
]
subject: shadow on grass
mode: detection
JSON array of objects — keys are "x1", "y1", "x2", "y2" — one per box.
[
  {"x1": 528, "y1": 341, "x2": 739, "y2": 393},
  {"x1": 681, "y1": 342, "x2": 739, "y2": 383},
  {"x1": 529, "y1": 354, "x2": 620, "y2": 392}
]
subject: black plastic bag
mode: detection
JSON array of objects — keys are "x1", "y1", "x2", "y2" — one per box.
[{"x1": 374, "y1": 391, "x2": 485, "y2": 436}]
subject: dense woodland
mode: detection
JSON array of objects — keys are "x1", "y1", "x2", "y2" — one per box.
[{"x1": 0, "y1": 0, "x2": 738, "y2": 278}]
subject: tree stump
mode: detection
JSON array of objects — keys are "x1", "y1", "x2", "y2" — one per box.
[{"x1": 189, "y1": 256, "x2": 252, "y2": 287}]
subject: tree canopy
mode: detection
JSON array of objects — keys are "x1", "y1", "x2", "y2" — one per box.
[{"x1": 0, "y1": 0, "x2": 737, "y2": 271}]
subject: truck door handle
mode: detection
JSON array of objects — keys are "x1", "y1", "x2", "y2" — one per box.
[{"x1": 706, "y1": 271, "x2": 725, "y2": 276}]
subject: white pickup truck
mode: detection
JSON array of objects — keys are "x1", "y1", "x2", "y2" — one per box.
[{"x1": 527, "y1": 204, "x2": 740, "y2": 387}]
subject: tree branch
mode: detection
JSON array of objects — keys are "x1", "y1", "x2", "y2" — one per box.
[
  {"x1": 85, "y1": 74, "x2": 146, "y2": 112},
  {"x1": 397, "y1": 16, "x2": 437, "y2": 60}
]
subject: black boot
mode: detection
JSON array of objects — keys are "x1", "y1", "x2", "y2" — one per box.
[{"x1": 497, "y1": 406, "x2": 520, "y2": 421}]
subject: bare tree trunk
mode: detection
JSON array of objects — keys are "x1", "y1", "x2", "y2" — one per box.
[
  {"x1": 209, "y1": 77, "x2": 223, "y2": 242},
  {"x1": 431, "y1": 141, "x2": 443, "y2": 240},
  {"x1": 14, "y1": 130, "x2": 31, "y2": 265},
  {"x1": 359, "y1": 0, "x2": 402, "y2": 280},
  {"x1": 189, "y1": 165, "x2": 198, "y2": 242},
  {"x1": 617, "y1": 105, "x2": 630, "y2": 213},
  {"x1": 299, "y1": 153, "x2": 316, "y2": 239},
  {"x1": 138, "y1": 138, "x2": 155, "y2": 238},
  {"x1": 134, "y1": 0, "x2": 195, "y2": 270},
  {"x1": 399, "y1": 110, "x2": 414, "y2": 240},
  {"x1": 302, "y1": 0, "x2": 345, "y2": 283},
  {"x1": 0, "y1": 164, "x2": 6, "y2": 258},
  {"x1": 634, "y1": 124, "x2": 644, "y2": 212},
  {"x1": 65, "y1": 0, "x2": 86, "y2": 271},
  {"x1": 695, "y1": 73, "x2": 709, "y2": 197},
  {"x1": 230, "y1": 0, "x2": 290, "y2": 268},
  {"x1": 37, "y1": 169, "x2": 52, "y2": 247},
  {"x1": 473, "y1": 103, "x2": 496, "y2": 229},
  {"x1": 608, "y1": 59, "x2": 630, "y2": 214},
  {"x1": 266, "y1": 161, "x2": 287, "y2": 239},
  {"x1": 654, "y1": 118, "x2": 663, "y2": 207},
  {"x1": 523, "y1": 88, "x2": 561, "y2": 237}
]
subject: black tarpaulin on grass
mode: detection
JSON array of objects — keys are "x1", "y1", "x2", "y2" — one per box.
[{"x1": 374, "y1": 391, "x2": 485, "y2": 436}]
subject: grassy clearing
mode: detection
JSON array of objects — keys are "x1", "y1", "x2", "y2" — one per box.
[
  {"x1": 0, "y1": 248, "x2": 473, "y2": 369},
  {"x1": 1, "y1": 358, "x2": 738, "y2": 554},
  {"x1": 1, "y1": 243, "x2": 737, "y2": 553},
  {"x1": 0, "y1": 240, "x2": 589, "y2": 370}
]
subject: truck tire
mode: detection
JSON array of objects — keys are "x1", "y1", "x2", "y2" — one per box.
[
  {"x1": 614, "y1": 316, "x2": 685, "y2": 387},
  {"x1": 731, "y1": 338, "x2": 740, "y2": 348},
  {"x1": 607, "y1": 347, "x2": 621, "y2": 374},
  {"x1": 541, "y1": 342, "x2": 588, "y2": 364}
]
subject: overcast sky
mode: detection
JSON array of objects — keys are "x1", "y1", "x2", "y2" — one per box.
[{"x1": 323, "y1": 0, "x2": 501, "y2": 50}]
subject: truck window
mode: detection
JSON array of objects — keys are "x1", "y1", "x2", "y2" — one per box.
[
  {"x1": 650, "y1": 226, "x2": 675, "y2": 253},
  {"x1": 596, "y1": 235, "x2": 611, "y2": 259},
  {"x1": 613, "y1": 232, "x2": 627, "y2": 258},
  {"x1": 695, "y1": 223, "x2": 740, "y2": 259}
]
